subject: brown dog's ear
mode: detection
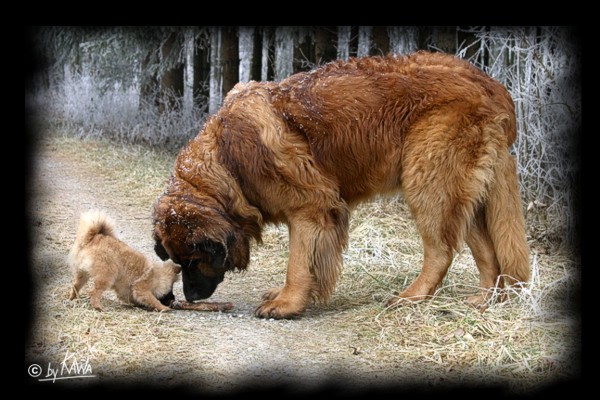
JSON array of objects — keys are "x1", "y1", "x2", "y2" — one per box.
[{"x1": 225, "y1": 230, "x2": 250, "y2": 271}]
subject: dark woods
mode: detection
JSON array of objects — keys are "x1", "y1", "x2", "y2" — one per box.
[{"x1": 30, "y1": 27, "x2": 478, "y2": 121}]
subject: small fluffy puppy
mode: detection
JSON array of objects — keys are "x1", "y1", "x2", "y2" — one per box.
[{"x1": 68, "y1": 210, "x2": 181, "y2": 312}]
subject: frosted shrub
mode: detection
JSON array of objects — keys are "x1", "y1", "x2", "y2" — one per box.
[
  {"x1": 35, "y1": 71, "x2": 207, "y2": 148},
  {"x1": 458, "y1": 27, "x2": 581, "y2": 247}
]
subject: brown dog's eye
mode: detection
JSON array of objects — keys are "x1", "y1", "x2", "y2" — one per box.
[
  {"x1": 195, "y1": 261, "x2": 220, "y2": 277},
  {"x1": 198, "y1": 240, "x2": 227, "y2": 270}
]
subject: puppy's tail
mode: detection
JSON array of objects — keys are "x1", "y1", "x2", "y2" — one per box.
[{"x1": 72, "y1": 210, "x2": 117, "y2": 251}]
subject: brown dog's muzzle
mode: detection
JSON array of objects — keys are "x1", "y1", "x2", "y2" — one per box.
[{"x1": 180, "y1": 261, "x2": 225, "y2": 301}]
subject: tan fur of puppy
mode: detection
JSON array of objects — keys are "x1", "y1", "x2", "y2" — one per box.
[{"x1": 68, "y1": 210, "x2": 181, "y2": 312}]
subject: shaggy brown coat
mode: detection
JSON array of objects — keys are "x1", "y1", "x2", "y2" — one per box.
[{"x1": 153, "y1": 52, "x2": 530, "y2": 319}]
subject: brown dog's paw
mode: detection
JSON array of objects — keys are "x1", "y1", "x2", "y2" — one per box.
[
  {"x1": 465, "y1": 290, "x2": 505, "y2": 312},
  {"x1": 261, "y1": 287, "x2": 283, "y2": 301},
  {"x1": 254, "y1": 299, "x2": 304, "y2": 319},
  {"x1": 465, "y1": 293, "x2": 487, "y2": 308},
  {"x1": 384, "y1": 294, "x2": 426, "y2": 309}
]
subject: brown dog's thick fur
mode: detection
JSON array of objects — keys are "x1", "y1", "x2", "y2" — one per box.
[
  {"x1": 153, "y1": 52, "x2": 530, "y2": 319},
  {"x1": 69, "y1": 210, "x2": 181, "y2": 312}
]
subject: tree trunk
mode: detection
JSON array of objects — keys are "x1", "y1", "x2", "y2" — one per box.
[
  {"x1": 337, "y1": 26, "x2": 352, "y2": 61},
  {"x1": 183, "y1": 27, "x2": 195, "y2": 117},
  {"x1": 209, "y1": 27, "x2": 223, "y2": 114},
  {"x1": 139, "y1": 48, "x2": 159, "y2": 110},
  {"x1": 251, "y1": 27, "x2": 262, "y2": 81},
  {"x1": 275, "y1": 26, "x2": 294, "y2": 80},
  {"x1": 456, "y1": 26, "x2": 479, "y2": 60},
  {"x1": 357, "y1": 26, "x2": 373, "y2": 57},
  {"x1": 239, "y1": 26, "x2": 254, "y2": 83},
  {"x1": 208, "y1": 26, "x2": 239, "y2": 114},
  {"x1": 294, "y1": 27, "x2": 312, "y2": 71},
  {"x1": 430, "y1": 26, "x2": 457, "y2": 54},
  {"x1": 261, "y1": 27, "x2": 273, "y2": 81},
  {"x1": 193, "y1": 31, "x2": 210, "y2": 112},
  {"x1": 388, "y1": 26, "x2": 419, "y2": 55}
]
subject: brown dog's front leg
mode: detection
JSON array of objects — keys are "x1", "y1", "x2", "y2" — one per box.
[
  {"x1": 254, "y1": 218, "x2": 315, "y2": 319},
  {"x1": 255, "y1": 208, "x2": 348, "y2": 319}
]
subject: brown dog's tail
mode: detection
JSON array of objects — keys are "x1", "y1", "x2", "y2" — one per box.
[
  {"x1": 486, "y1": 150, "x2": 530, "y2": 287},
  {"x1": 72, "y1": 210, "x2": 117, "y2": 250}
]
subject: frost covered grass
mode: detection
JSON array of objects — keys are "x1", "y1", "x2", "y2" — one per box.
[
  {"x1": 28, "y1": 72, "x2": 206, "y2": 149},
  {"x1": 27, "y1": 132, "x2": 580, "y2": 392}
]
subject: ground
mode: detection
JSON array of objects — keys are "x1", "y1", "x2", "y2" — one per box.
[{"x1": 25, "y1": 130, "x2": 580, "y2": 395}]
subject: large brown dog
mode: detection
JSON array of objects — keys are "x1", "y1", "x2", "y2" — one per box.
[{"x1": 153, "y1": 52, "x2": 530, "y2": 319}]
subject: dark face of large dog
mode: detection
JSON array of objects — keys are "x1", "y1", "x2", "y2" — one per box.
[{"x1": 153, "y1": 193, "x2": 250, "y2": 302}]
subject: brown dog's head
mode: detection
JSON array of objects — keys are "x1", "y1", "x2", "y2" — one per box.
[{"x1": 153, "y1": 191, "x2": 251, "y2": 302}]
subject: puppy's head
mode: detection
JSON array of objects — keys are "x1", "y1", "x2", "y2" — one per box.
[
  {"x1": 153, "y1": 193, "x2": 250, "y2": 302},
  {"x1": 163, "y1": 259, "x2": 183, "y2": 276}
]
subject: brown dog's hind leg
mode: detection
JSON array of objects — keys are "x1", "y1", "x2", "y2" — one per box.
[
  {"x1": 464, "y1": 208, "x2": 503, "y2": 309},
  {"x1": 386, "y1": 235, "x2": 453, "y2": 307}
]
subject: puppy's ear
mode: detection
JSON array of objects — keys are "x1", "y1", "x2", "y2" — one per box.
[
  {"x1": 171, "y1": 264, "x2": 182, "y2": 275},
  {"x1": 164, "y1": 260, "x2": 182, "y2": 274}
]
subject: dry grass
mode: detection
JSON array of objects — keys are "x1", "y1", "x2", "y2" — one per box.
[
  {"x1": 27, "y1": 130, "x2": 580, "y2": 393},
  {"x1": 34, "y1": 129, "x2": 177, "y2": 206}
]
